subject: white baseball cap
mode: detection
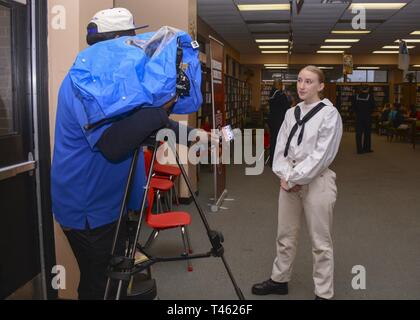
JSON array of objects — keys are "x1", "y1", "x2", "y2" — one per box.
[{"x1": 88, "y1": 8, "x2": 148, "y2": 34}]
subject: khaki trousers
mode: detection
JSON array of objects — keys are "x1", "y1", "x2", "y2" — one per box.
[{"x1": 271, "y1": 169, "x2": 337, "y2": 299}]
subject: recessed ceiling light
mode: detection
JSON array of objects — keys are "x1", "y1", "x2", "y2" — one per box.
[
  {"x1": 321, "y1": 45, "x2": 352, "y2": 49},
  {"x1": 259, "y1": 45, "x2": 289, "y2": 49},
  {"x1": 357, "y1": 66, "x2": 380, "y2": 70},
  {"x1": 256, "y1": 39, "x2": 289, "y2": 43},
  {"x1": 349, "y1": 3, "x2": 407, "y2": 10},
  {"x1": 395, "y1": 39, "x2": 420, "y2": 43},
  {"x1": 383, "y1": 45, "x2": 415, "y2": 49},
  {"x1": 261, "y1": 51, "x2": 288, "y2": 54},
  {"x1": 410, "y1": 31, "x2": 420, "y2": 35},
  {"x1": 331, "y1": 30, "x2": 371, "y2": 34},
  {"x1": 373, "y1": 51, "x2": 399, "y2": 54},
  {"x1": 325, "y1": 39, "x2": 360, "y2": 43},
  {"x1": 237, "y1": 4, "x2": 290, "y2": 11},
  {"x1": 317, "y1": 50, "x2": 345, "y2": 54}
]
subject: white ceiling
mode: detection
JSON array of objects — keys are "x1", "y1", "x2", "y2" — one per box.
[{"x1": 198, "y1": 0, "x2": 420, "y2": 56}]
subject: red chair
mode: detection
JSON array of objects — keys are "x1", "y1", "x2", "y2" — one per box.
[
  {"x1": 144, "y1": 149, "x2": 175, "y2": 212},
  {"x1": 144, "y1": 187, "x2": 193, "y2": 271},
  {"x1": 145, "y1": 149, "x2": 181, "y2": 210}
]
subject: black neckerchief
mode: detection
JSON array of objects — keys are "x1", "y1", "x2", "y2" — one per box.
[{"x1": 284, "y1": 102, "x2": 326, "y2": 157}]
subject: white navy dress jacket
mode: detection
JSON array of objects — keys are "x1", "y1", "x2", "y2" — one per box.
[{"x1": 272, "y1": 98, "x2": 343, "y2": 188}]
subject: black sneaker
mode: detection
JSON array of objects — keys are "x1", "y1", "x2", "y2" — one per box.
[{"x1": 251, "y1": 279, "x2": 288, "y2": 295}]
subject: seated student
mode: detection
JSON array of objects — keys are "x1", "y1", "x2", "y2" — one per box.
[
  {"x1": 380, "y1": 103, "x2": 391, "y2": 122},
  {"x1": 388, "y1": 103, "x2": 405, "y2": 128}
]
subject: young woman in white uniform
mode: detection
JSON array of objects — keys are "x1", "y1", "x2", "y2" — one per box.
[{"x1": 252, "y1": 65, "x2": 343, "y2": 300}]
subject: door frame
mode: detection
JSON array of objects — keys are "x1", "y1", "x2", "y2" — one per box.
[
  {"x1": 30, "y1": 0, "x2": 57, "y2": 300},
  {"x1": 0, "y1": 0, "x2": 55, "y2": 300}
]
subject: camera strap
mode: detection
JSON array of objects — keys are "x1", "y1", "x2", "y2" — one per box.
[{"x1": 176, "y1": 38, "x2": 190, "y2": 97}]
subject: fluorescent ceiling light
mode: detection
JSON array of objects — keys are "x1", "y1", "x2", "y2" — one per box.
[
  {"x1": 395, "y1": 39, "x2": 420, "y2": 43},
  {"x1": 321, "y1": 45, "x2": 351, "y2": 49},
  {"x1": 331, "y1": 30, "x2": 371, "y2": 34},
  {"x1": 410, "y1": 31, "x2": 420, "y2": 35},
  {"x1": 383, "y1": 45, "x2": 415, "y2": 49},
  {"x1": 259, "y1": 45, "x2": 289, "y2": 49},
  {"x1": 317, "y1": 50, "x2": 345, "y2": 54},
  {"x1": 325, "y1": 39, "x2": 360, "y2": 43},
  {"x1": 237, "y1": 4, "x2": 290, "y2": 11},
  {"x1": 264, "y1": 64, "x2": 288, "y2": 66},
  {"x1": 373, "y1": 50, "x2": 399, "y2": 54},
  {"x1": 412, "y1": 65, "x2": 420, "y2": 67},
  {"x1": 318, "y1": 67, "x2": 334, "y2": 70},
  {"x1": 357, "y1": 66, "x2": 380, "y2": 70},
  {"x1": 349, "y1": 3, "x2": 407, "y2": 10},
  {"x1": 256, "y1": 39, "x2": 289, "y2": 43},
  {"x1": 261, "y1": 51, "x2": 288, "y2": 54},
  {"x1": 265, "y1": 67, "x2": 288, "y2": 69}
]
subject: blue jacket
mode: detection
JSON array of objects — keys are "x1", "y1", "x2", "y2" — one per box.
[{"x1": 51, "y1": 75, "x2": 146, "y2": 230}]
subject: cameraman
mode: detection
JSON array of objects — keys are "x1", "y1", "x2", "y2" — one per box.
[{"x1": 51, "y1": 8, "x2": 207, "y2": 300}]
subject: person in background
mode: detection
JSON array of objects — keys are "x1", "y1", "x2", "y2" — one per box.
[
  {"x1": 388, "y1": 103, "x2": 405, "y2": 128},
  {"x1": 252, "y1": 65, "x2": 343, "y2": 300},
  {"x1": 267, "y1": 79, "x2": 291, "y2": 167},
  {"x1": 350, "y1": 86, "x2": 376, "y2": 154},
  {"x1": 380, "y1": 103, "x2": 391, "y2": 122}
]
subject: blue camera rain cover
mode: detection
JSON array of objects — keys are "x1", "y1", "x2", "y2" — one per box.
[{"x1": 69, "y1": 26, "x2": 202, "y2": 128}]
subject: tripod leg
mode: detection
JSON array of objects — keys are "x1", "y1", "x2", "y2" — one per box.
[
  {"x1": 170, "y1": 144, "x2": 245, "y2": 300},
  {"x1": 106, "y1": 140, "x2": 160, "y2": 300},
  {"x1": 104, "y1": 149, "x2": 140, "y2": 300},
  {"x1": 130, "y1": 141, "x2": 160, "y2": 257}
]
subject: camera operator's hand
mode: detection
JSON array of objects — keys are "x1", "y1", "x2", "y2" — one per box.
[
  {"x1": 161, "y1": 96, "x2": 178, "y2": 114},
  {"x1": 194, "y1": 130, "x2": 220, "y2": 146}
]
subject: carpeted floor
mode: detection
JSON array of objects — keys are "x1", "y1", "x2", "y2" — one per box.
[{"x1": 139, "y1": 132, "x2": 420, "y2": 300}]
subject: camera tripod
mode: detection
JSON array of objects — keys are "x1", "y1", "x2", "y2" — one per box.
[{"x1": 103, "y1": 137, "x2": 245, "y2": 300}]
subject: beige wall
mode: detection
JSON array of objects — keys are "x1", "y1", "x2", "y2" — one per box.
[
  {"x1": 48, "y1": 0, "x2": 113, "y2": 300},
  {"x1": 116, "y1": 0, "x2": 189, "y2": 32}
]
